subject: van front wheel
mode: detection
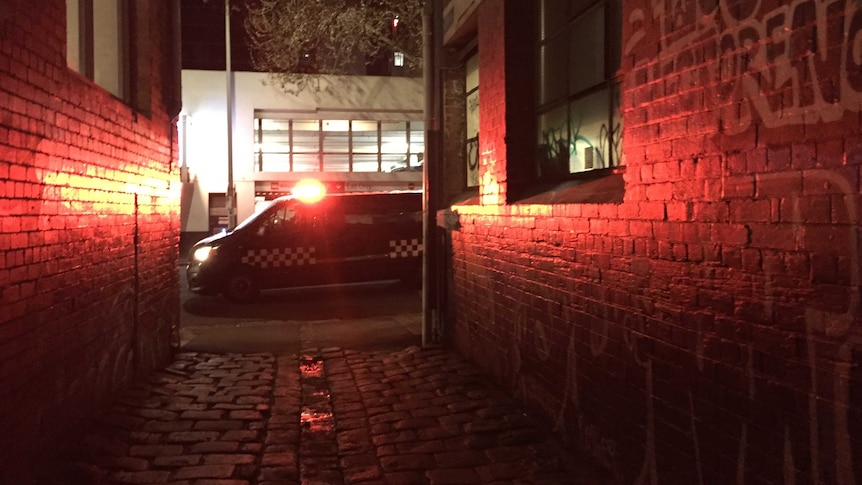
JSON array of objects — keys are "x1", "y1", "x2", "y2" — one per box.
[{"x1": 223, "y1": 271, "x2": 260, "y2": 304}]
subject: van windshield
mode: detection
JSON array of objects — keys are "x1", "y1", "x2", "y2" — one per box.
[{"x1": 232, "y1": 199, "x2": 277, "y2": 232}]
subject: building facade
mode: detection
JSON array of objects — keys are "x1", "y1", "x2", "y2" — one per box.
[
  {"x1": 178, "y1": 0, "x2": 424, "y2": 253},
  {"x1": 0, "y1": 0, "x2": 180, "y2": 479},
  {"x1": 179, "y1": 70, "x2": 424, "y2": 250},
  {"x1": 440, "y1": 0, "x2": 862, "y2": 483}
]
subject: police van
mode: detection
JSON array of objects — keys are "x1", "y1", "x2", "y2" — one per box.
[{"x1": 186, "y1": 182, "x2": 423, "y2": 303}]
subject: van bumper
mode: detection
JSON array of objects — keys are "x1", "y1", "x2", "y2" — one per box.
[{"x1": 186, "y1": 261, "x2": 219, "y2": 295}]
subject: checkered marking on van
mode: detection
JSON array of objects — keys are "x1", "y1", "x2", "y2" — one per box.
[
  {"x1": 389, "y1": 239, "x2": 422, "y2": 258},
  {"x1": 241, "y1": 247, "x2": 316, "y2": 268}
]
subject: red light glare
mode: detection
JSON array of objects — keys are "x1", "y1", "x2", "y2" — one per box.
[{"x1": 292, "y1": 178, "x2": 326, "y2": 204}]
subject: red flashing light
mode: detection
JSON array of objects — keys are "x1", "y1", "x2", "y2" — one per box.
[{"x1": 293, "y1": 178, "x2": 326, "y2": 204}]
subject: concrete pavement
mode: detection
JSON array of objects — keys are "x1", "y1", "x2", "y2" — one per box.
[{"x1": 37, "y1": 333, "x2": 615, "y2": 484}]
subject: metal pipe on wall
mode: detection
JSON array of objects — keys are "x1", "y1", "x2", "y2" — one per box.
[
  {"x1": 225, "y1": 0, "x2": 236, "y2": 230},
  {"x1": 422, "y1": 0, "x2": 444, "y2": 346}
]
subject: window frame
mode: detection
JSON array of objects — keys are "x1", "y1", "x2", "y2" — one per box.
[
  {"x1": 465, "y1": 51, "x2": 480, "y2": 188},
  {"x1": 535, "y1": 0, "x2": 623, "y2": 182},
  {"x1": 254, "y1": 114, "x2": 425, "y2": 174},
  {"x1": 67, "y1": 0, "x2": 150, "y2": 113}
]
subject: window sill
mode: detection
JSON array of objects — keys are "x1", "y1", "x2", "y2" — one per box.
[{"x1": 513, "y1": 169, "x2": 624, "y2": 205}]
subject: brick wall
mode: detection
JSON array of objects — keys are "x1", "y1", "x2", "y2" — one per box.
[
  {"x1": 0, "y1": 0, "x2": 180, "y2": 479},
  {"x1": 476, "y1": 0, "x2": 507, "y2": 206},
  {"x1": 448, "y1": 0, "x2": 862, "y2": 483},
  {"x1": 441, "y1": 48, "x2": 468, "y2": 203}
]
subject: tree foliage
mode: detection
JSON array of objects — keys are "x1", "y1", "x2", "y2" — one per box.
[{"x1": 245, "y1": 0, "x2": 424, "y2": 93}]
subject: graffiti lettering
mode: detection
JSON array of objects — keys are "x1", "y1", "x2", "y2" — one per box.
[
  {"x1": 540, "y1": 118, "x2": 622, "y2": 175},
  {"x1": 487, "y1": 170, "x2": 860, "y2": 482},
  {"x1": 755, "y1": 171, "x2": 860, "y2": 485},
  {"x1": 466, "y1": 138, "x2": 479, "y2": 187},
  {"x1": 480, "y1": 144, "x2": 501, "y2": 205},
  {"x1": 628, "y1": 0, "x2": 862, "y2": 133}
]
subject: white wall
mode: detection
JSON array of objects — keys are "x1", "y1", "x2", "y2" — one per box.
[{"x1": 180, "y1": 70, "x2": 425, "y2": 232}]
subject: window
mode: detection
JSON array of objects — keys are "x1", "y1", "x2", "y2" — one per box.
[
  {"x1": 536, "y1": 0, "x2": 622, "y2": 179},
  {"x1": 465, "y1": 53, "x2": 480, "y2": 188},
  {"x1": 66, "y1": 0, "x2": 150, "y2": 111},
  {"x1": 67, "y1": 0, "x2": 125, "y2": 97},
  {"x1": 254, "y1": 114, "x2": 425, "y2": 174}
]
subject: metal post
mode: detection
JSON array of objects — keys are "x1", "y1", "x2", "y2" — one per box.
[
  {"x1": 422, "y1": 0, "x2": 443, "y2": 346},
  {"x1": 225, "y1": 0, "x2": 236, "y2": 230}
]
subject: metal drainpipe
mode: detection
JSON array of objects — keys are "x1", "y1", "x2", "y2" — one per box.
[
  {"x1": 225, "y1": 0, "x2": 236, "y2": 230},
  {"x1": 422, "y1": 0, "x2": 443, "y2": 347},
  {"x1": 133, "y1": 193, "x2": 140, "y2": 375}
]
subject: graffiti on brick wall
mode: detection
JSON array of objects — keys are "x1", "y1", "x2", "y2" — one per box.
[
  {"x1": 467, "y1": 137, "x2": 480, "y2": 187},
  {"x1": 539, "y1": 112, "x2": 622, "y2": 176},
  {"x1": 47, "y1": 284, "x2": 136, "y2": 422},
  {"x1": 106, "y1": 284, "x2": 137, "y2": 377},
  {"x1": 760, "y1": 170, "x2": 861, "y2": 485},
  {"x1": 139, "y1": 298, "x2": 177, "y2": 370},
  {"x1": 480, "y1": 143, "x2": 501, "y2": 205},
  {"x1": 508, "y1": 284, "x2": 627, "y2": 480},
  {"x1": 492, "y1": 172, "x2": 860, "y2": 483},
  {"x1": 625, "y1": 0, "x2": 862, "y2": 134}
]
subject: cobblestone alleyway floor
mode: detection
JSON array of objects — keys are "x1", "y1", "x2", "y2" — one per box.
[{"x1": 38, "y1": 344, "x2": 615, "y2": 484}]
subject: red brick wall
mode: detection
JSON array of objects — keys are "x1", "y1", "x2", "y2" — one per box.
[
  {"x1": 441, "y1": 48, "x2": 468, "y2": 203},
  {"x1": 476, "y1": 0, "x2": 507, "y2": 206},
  {"x1": 0, "y1": 0, "x2": 179, "y2": 479},
  {"x1": 449, "y1": 0, "x2": 862, "y2": 483}
]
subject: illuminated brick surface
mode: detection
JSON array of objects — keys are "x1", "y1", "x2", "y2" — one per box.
[
  {"x1": 446, "y1": 1, "x2": 862, "y2": 484},
  {"x1": 0, "y1": 0, "x2": 179, "y2": 480}
]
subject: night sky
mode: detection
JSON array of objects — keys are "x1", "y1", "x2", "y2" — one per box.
[{"x1": 181, "y1": 0, "x2": 257, "y2": 71}]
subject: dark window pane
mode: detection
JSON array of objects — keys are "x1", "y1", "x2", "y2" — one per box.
[
  {"x1": 570, "y1": 0, "x2": 598, "y2": 17},
  {"x1": 569, "y1": 5, "x2": 605, "y2": 94},
  {"x1": 539, "y1": 37, "x2": 568, "y2": 105},
  {"x1": 539, "y1": 0, "x2": 569, "y2": 39},
  {"x1": 535, "y1": 0, "x2": 622, "y2": 178},
  {"x1": 610, "y1": 81, "x2": 623, "y2": 166},
  {"x1": 537, "y1": 105, "x2": 570, "y2": 178},
  {"x1": 608, "y1": 0, "x2": 622, "y2": 74}
]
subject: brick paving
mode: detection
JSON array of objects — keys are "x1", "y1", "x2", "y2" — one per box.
[{"x1": 38, "y1": 347, "x2": 615, "y2": 484}]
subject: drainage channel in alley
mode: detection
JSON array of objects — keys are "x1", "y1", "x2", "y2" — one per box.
[{"x1": 298, "y1": 354, "x2": 342, "y2": 484}]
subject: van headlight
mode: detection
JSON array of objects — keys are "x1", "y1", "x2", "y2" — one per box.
[{"x1": 192, "y1": 246, "x2": 216, "y2": 262}]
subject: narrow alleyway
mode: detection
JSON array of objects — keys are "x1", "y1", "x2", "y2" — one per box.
[{"x1": 37, "y1": 325, "x2": 615, "y2": 484}]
